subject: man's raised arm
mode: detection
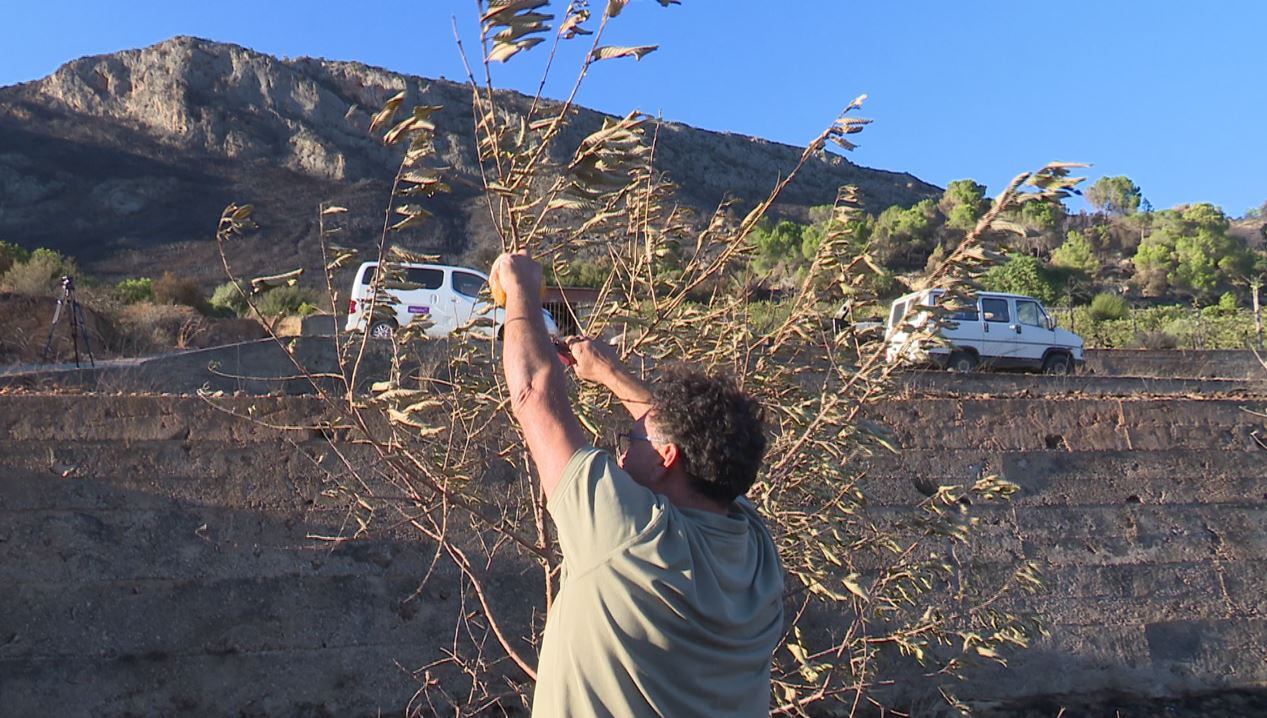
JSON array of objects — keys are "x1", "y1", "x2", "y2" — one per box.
[{"x1": 493, "y1": 252, "x2": 587, "y2": 500}]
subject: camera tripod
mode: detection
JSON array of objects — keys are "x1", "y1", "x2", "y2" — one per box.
[{"x1": 41, "y1": 275, "x2": 95, "y2": 368}]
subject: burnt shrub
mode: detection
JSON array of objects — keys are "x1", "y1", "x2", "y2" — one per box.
[{"x1": 152, "y1": 272, "x2": 206, "y2": 310}]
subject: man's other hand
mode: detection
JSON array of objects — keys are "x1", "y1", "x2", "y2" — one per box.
[
  {"x1": 564, "y1": 336, "x2": 622, "y2": 385},
  {"x1": 489, "y1": 251, "x2": 543, "y2": 305}
]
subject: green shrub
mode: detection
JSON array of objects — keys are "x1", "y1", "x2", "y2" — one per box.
[
  {"x1": 746, "y1": 300, "x2": 793, "y2": 335},
  {"x1": 1088, "y1": 292, "x2": 1128, "y2": 321},
  {"x1": 1050, "y1": 230, "x2": 1099, "y2": 276},
  {"x1": 981, "y1": 254, "x2": 1060, "y2": 304},
  {"x1": 210, "y1": 281, "x2": 249, "y2": 316},
  {"x1": 0, "y1": 247, "x2": 77, "y2": 295},
  {"x1": 1065, "y1": 303, "x2": 1257, "y2": 349},
  {"x1": 115, "y1": 277, "x2": 155, "y2": 304},
  {"x1": 254, "y1": 285, "x2": 321, "y2": 317},
  {"x1": 0, "y1": 240, "x2": 30, "y2": 274}
]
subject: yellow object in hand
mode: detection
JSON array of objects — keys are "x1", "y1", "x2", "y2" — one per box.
[
  {"x1": 489, "y1": 273, "x2": 545, "y2": 307},
  {"x1": 491, "y1": 274, "x2": 507, "y2": 307}
]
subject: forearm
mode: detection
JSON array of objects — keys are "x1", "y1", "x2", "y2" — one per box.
[
  {"x1": 502, "y1": 295, "x2": 553, "y2": 388},
  {"x1": 502, "y1": 295, "x2": 586, "y2": 497},
  {"x1": 598, "y1": 363, "x2": 653, "y2": 420}
]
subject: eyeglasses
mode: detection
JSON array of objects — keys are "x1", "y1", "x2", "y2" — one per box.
[{"x1": 614, "y1": 431, "x2": 662, "y2": 456}]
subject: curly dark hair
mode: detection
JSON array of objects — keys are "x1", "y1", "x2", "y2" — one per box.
[{"x1": 650, "y1": 366, "x2": 767, "y2": 504}]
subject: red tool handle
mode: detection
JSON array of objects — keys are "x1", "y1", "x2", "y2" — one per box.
[{"x1": 553, "y1": 339, "x2": 575, "y2": 367}]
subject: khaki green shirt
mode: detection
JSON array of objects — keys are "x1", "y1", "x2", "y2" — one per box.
[{"x1": 532, "y1": 447, "x2": 784, "y2": 717}]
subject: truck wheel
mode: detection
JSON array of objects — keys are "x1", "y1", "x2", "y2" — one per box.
[
  {"x1": 369, "y1": 321, "x2": 396, "y2": 340},
  {"x1": 948, "y1": 351, "x2": 978, "y2": 372},
  {"x1": 1042, "y1": 353, "x2": 1072, "y2": 375}
]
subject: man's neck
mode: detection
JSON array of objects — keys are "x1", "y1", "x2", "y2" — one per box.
[{"x1": 660, "y1": 482, "x2": 730, "y2": 515}]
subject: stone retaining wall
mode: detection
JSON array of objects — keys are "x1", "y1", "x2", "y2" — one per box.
[{"x1": 1, "y1": 382, "x2": 1265, "y2": 716}]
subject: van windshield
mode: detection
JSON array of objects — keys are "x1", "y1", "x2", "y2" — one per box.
[
  {"x1": 888, "y1": 300, "x2": 909, "y2": 331},
  {"x1": 1017, "y1": 300, "x2": 1043, "y2": 327}
]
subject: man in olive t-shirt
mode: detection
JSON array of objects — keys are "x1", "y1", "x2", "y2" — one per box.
[{"x1": 491, "y1": 252, "x2": 784, "y2": 717}]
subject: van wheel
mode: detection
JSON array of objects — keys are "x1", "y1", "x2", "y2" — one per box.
[
  {"x1": 948, "y1": 351, "x2": 978, "y2": 372},
  {"x1": 369, "y1": 321, "x2": 396, "y2": 340},
  {"x1": 1042, "y1": 353, "x2": 1073, "y2": 375}
]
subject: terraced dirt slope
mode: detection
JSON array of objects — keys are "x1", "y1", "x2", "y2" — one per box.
[
  {"x1": 1, "y1": 369, "x2": 1264, "y2": 716},
  {"x1": 862, "y1": 391, "x2": 1267, "y2": 710}
]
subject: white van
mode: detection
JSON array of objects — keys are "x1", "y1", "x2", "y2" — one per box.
[
  {"x1": 884, "y1": 289, "x2": 1084, "y2": 373},
  {"x1": 344, "y1": 261, "x2": 558, "y2": 339}
]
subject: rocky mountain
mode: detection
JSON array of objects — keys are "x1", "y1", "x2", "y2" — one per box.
[{"x1": 0, "y1": 36, "x2": 940, "y2": 286}]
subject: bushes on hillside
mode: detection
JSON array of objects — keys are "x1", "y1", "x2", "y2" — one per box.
[
  {"x1": 208, "y1": 281, "x2": 319, "y2": 318},
  {"x1": 115, "y1": 277, "x2": 155, "y2": 304},
  {"x1": 0, "y1": 241, "x2": 30, "y2": 275},
  {"x1": 210, "y1": 281, "x2": 249, "y2": 316},
  {"x1": 0, "y1": 248, "x2": 79, "y2": 296},
  {"x1": 254, "y1": 286, "x2": 321, "y2": 317},
  {"x1": 152, "y1": 272, "x2": 205, "y2": 309},
  {"x1": 981, "y1": 255, "x2": 1061, "y2": 304},
  {"x1": 1088, "y1": 292, "x2": 1128, "y2": 321},
  {"x1": 1065, "y1": 303, "x2": 1259, "y2": 349},
  {"x1": 113, "y1": 302, "x2": 208, "y2": 354}
]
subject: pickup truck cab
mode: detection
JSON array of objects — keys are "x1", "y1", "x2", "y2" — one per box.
[
  {"x1": 344, "y1": 261, "x2": 558, "y2": 339},
  {"x1": 884, "y1": 289, "x2": 1084, "y2": 373}
]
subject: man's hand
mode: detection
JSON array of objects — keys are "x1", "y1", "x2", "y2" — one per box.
[
  {"x1": 563, "y1": 336, "x2": 622, "y2": 385},
  {"x1": 489, "y1": 251, "x2": 542, "y2": 307},
  {"x1": 563, "y1": 335, "x2": 652, "y2": 420}
]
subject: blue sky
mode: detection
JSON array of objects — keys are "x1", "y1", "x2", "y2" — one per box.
[{"x1": 2, "y1": 0, "x2": 1264, "y2": 216}]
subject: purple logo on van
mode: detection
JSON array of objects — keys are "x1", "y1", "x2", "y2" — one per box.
[{"x1": 407, "y1": 305, "x2": 430, "y2": 315}]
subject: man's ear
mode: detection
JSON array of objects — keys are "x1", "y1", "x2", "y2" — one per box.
[{"x1": 657, "y1": 441, "x2": 681, "y2": 470}]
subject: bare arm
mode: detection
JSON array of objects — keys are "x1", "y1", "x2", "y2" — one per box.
[
  {"x1": 565, "y1": 336, "x2": 653, "y2": 420},
  {"x1": 494, "y1": 253, "x2": 587, "y2": 500}
]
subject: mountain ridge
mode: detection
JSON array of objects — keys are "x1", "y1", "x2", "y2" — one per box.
[{"x1": 0, "y1": 36, "x2": 940, "y2": 285}]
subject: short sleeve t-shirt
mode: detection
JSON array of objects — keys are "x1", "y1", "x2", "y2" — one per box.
[{"x1": 532, "y1": 447, "x2": 785, "y2": 718}]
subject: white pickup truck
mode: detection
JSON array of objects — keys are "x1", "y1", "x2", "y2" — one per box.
[{"x1": 884, "y1": 289, "x2": 1084, "y2": 374}]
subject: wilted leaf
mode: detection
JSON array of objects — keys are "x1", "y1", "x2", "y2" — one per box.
[
  {"x1": 325, "y1": 247, "x2": 359, "y2": 272},
  {"x1": 369, "y1": 90, "x2": 407, "y2": 135},
  {"x1": 390, "y1": 205, "x2": 432, "y2": 232},
  {"x1": 388, "y1": 246, "x2": 442, "y2": 264},
  {"x1": 559, "y1": 7, "x2": 592, "y2": 38},
  {"x1": 591, "y1": 45, "x2": 659, "y2": 62},
  {"x1": 842, "y1": 573, "x2": 869, "y2": 600}
]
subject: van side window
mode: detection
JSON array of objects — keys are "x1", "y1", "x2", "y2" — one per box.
[
  {"x1": 405, "y1": 268, "x2": 444, "y2": 290},
  {"x1": 1017, "y1": 300, "x2": 1042, "y2": 326},
  {"x1": 453, "y1": 271, "x2": 486, "y2": 299},
  {"x1": 946, "y1": 300, "x2": 979, "y2": 321},
  {"x1": 981, "y1": 297, "x2": 1010, "y2": 323},
  {"x1": 360, "y1": 265, "x2": 443, "y2": 290}
]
